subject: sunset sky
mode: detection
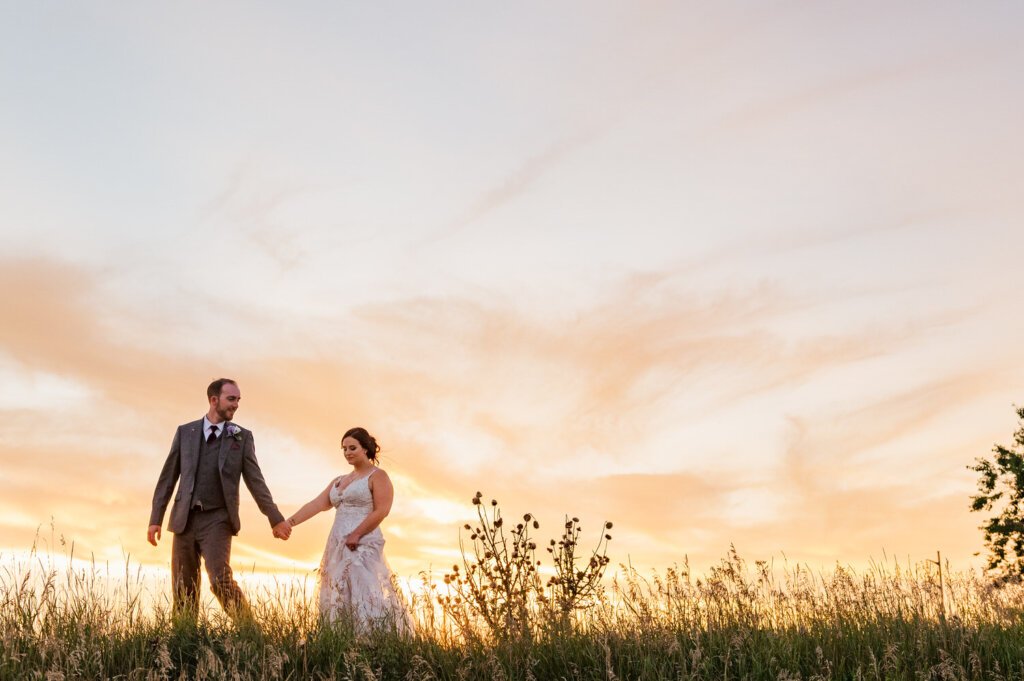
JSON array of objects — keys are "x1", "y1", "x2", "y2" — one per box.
[{"x1": 2, "y1": 2, "x2": 1024, "y2": 588}]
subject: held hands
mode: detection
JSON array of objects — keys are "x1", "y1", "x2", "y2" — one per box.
[
  {"x1": 272, "y1": 520, "x2": 292, "y2": 540},
  {"x1": 147, "y1": 525, "x2": 161, "y2": 546},
  {"x1": 344, "y1": 532, "x2": 361, "y2": 551}
]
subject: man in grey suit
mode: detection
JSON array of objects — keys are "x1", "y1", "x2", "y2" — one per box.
[{"x1": 148, "y1": 378, "x2": 292, "y2": 618}]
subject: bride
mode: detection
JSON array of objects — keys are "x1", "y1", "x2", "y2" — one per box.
[{"x1": 286, "y1": 427, "x2": 413, "y2": 632}]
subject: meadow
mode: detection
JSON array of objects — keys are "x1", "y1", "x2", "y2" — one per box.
[{"x1": 4, "y1": 503, "x2": 1024, "y2": 681}]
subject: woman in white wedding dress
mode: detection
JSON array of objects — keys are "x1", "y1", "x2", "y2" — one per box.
[{"x1": 286, "y1": 427, "x2": 413, "y2": 632}]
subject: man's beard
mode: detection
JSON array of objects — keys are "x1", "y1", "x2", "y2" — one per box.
[{"x1": 216, "y1": 404, "x2": 235, "y2": 421}]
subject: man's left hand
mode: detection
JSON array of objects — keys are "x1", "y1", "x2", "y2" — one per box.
[{"x1": 272, "y1": 521, "x2": 292, "y2": 540}]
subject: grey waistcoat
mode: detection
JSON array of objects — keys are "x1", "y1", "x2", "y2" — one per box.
[{"x1": 191, "y1": 434, "x2": 227, "y2": 511}]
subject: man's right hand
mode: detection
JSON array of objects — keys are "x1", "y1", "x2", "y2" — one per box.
[{"x1": 147, "y1": 525, "x2": 162, "y2": 546}]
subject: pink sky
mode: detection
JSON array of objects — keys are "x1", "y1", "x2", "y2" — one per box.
[{"x1": 2, "y1": 2, "x2": 1024, "y2": 585}]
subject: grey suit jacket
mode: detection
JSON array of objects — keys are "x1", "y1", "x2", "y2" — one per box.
[{"x1": 149, "y1": 418, "x2": 285, "y2": 535}]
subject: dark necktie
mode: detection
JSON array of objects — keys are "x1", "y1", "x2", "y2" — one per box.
[{"x1": 207, "y1": 426, "x2": 219, "y2": 444}]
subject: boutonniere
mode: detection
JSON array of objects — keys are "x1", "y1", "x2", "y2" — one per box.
[{"x1": 225, "y1": 424, "x2": 243, "y2": 441}]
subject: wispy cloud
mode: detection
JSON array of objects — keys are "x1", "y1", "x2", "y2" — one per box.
[
  {"x1": 0, "y1": 255, "x2": 1012, "y2": 573},
  {"x1": 414, "y1": 130, "x2": 602, "y2": 248}
]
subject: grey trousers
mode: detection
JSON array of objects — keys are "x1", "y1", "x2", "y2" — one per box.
[{"x1": 171, "y1": 507, "x2": 251, "y2": 619}]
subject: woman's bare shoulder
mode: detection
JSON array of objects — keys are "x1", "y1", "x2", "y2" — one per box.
[{"x1": 368, "y1": 467, "x2": 392, "y2": 486}]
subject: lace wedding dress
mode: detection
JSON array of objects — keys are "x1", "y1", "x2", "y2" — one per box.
[{"x1": 317, "y1": 469, "x2": 413, "y2": 632}]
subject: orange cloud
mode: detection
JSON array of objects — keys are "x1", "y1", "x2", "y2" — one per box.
[{"x1": 0, "y1": 256, "x2": 1012, "y2": 580}]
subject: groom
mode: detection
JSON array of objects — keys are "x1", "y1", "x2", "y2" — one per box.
[{"x1": 147, "y1": 378, "x2": 292, "y2": 618}]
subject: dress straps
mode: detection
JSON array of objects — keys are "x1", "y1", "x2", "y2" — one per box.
[{"x1": 336, "y1": 469, "x2": 377, "y2": 486}]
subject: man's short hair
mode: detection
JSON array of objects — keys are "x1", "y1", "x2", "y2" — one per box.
[{"x1": 207, "y1": 378, "x2": 238, "y2": 399}]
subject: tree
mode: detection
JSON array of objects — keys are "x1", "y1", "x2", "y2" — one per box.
[{"x1": 969, "y1": 405, "x2": 1024, "y2": 582}]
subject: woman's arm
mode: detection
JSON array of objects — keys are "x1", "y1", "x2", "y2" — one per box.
[
  {"x1": 287, "y1": 479, "x2": 336, "y2": 527},
  {"x1": 344, "y1": 471, "x2": 394, "y2": 548}
]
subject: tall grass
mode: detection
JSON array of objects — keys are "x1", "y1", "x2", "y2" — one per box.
[{"x1": 4, "y1": 524, "x2": 1024, "y2": 679}]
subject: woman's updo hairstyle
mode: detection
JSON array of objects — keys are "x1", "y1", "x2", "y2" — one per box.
[{"x1": 343, "y1": 427, "x2": 380, "y2": 463}]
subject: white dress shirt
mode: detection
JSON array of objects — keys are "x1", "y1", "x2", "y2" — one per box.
[{"x1": 202, "y1": 417, "x2": 223, "y2": 441}]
